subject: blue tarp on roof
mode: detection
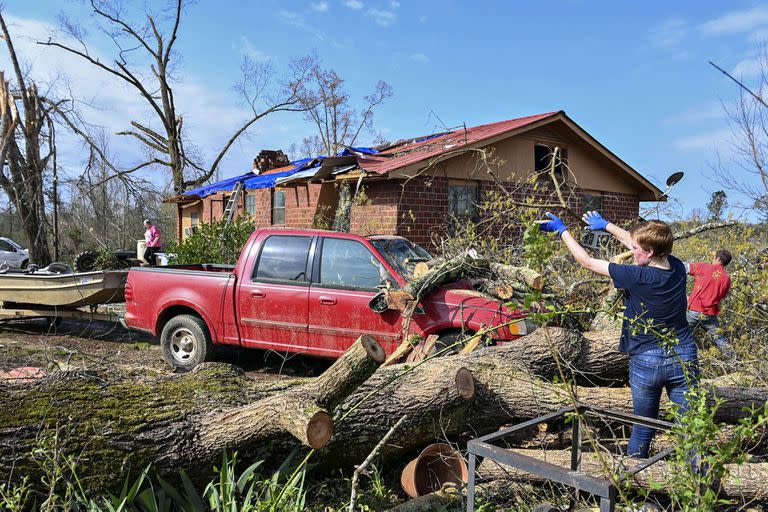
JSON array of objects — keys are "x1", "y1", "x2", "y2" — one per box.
[
  {"x1": 337, "y1": 146, "x2": 379, "y2": 156},
  {"x1": 182, "y1": 158, "x2": 320, "y2": 198},
  {"x1": 181, "y1": 146, "x2": 380, "y2": 198}
]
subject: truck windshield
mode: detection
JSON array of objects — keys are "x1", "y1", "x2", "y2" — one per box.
[{"x1": 370, "y1": 238, "x2": 432, "y2": 279}]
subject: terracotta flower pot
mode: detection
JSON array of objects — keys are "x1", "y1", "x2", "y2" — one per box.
[{"x1": 400, "y1": 443, "x2": 469, "y2": 498}]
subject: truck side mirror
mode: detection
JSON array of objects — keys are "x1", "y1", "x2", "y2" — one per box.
[{"x1": 369, "y1": 291, "x2": 388, "y2": 314}]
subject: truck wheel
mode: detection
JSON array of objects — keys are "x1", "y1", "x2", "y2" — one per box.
[
  {"x1": 160, "y1": 314, "x2": 214, "y2": 372},
  {"x1": 74, "y1": 250, "x2": 99, "y2": 272},
  {"x1": 434, "y1": 329, "x2": 475, "y2": 355},
  {"x1": 20, "y1": 259, "x2": 28, "y2": 269}
]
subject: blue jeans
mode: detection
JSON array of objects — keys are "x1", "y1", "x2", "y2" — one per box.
[
  {"x1": 627, "y1": 345, "x2": 700, "y2": 458},
  {"x1": 687, "y1": 310, "x2": 729, "y2": 355}
]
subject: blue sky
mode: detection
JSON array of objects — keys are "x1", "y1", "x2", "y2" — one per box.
[{"x1": 4, "y1": 0, "x2": 768, "y2": 218}]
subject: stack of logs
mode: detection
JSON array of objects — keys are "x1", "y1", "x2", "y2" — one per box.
[{"x1": 2, "y1": 330, "x2": 767, "y2": 502}]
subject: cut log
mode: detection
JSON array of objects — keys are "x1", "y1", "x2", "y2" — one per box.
[
  {"x1": 0, "y1": 335, "x2": 384, "y2": 492},
  {"x1": 385, "y1": 290, "x2": 414, "y2": 311},
  {"x1": 490, "y1": 263, "x2": 544, "y2": 291},
  {"x1": 403, "y1": 255, "x2": 490, "y2": 304},
  {"x1": 2, "y1": 327, "x2": 765, "y2": 494},
  {"x1": 198, "y1": 334, "x2": 385, "y2": 453},
  {"x1": 478, "y1": 449, "x2": 768, "y2": 501}
]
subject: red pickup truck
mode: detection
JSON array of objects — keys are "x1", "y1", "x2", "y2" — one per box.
[{"x1": 123, "y1": 228, "x2": 532, "y2": 370}]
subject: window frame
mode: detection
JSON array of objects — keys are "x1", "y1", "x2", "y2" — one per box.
[
  {"x1": 312, "y1": 237, "x2": 394, "y2": 292},
  {"x1": 272, "y1": 189, "x2": 286, "y2": 225},
  {"x1": 245, "y1": 193, "x2": 257, "y2": 215},
  {"x1": 582, "y1": 191, "x2": 603, "y2": 214},
  {"x1": 251, "y1": 234, "x2": 314, "y2": 286},
  {"x1": 447, "y1": 179, "x2": 480, "y2": 234},
  {"x1": 534, "y1": 143, "x2": 569, "y2": 176}
]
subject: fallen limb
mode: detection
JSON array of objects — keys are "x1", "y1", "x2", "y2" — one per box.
[{"x1": 349, "y1": 414, "x2": 408, "y2": 512}]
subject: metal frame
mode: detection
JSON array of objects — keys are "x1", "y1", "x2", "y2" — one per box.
[{"x1": 466, "y1": 403, "x2": 675, "y2": 512}]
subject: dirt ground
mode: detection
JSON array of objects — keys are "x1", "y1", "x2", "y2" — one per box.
[{"x1": 0, "y1": 317, "x2": 332, "y2": 382}]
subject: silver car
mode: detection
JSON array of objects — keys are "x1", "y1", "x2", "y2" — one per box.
[{"x1": 0, "y1": 237, "x2": 29, "y2": 268}]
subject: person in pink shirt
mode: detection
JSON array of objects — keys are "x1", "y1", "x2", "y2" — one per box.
[{"x1": 143, "y1": 219, "x2": 162, "y2": 266}]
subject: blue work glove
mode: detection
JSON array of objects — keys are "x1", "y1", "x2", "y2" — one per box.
[
  {"x1": 582, "y1": 211, "x2": 609, "y2": 231},
  {"x1": 538, "y1": 212, "x2": 568, "y2": 236}
]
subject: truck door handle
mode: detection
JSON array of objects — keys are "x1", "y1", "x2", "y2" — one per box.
[
  {"x1": 319, "y1": 296, "x2": 337, "y2": 305},
  {"x1": 250, "y1": 290, "x2": 266, "y2": 298}
]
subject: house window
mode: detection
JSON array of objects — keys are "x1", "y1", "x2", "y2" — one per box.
[
  {"x1": 535, "y1": 144, "x2": 568, "y2": 175},
  {"x1": 583, "y1": 193, "x2": 603, "y2": 214},
  {"x1": 190, "y1": 211, "x2": 199, "y2": 226},
  {"x1": 245, "y1": 193, "x2": 256, "y2": 215},
  {"x1": 272, "y1": 189, "x2": 286, "y2": 225},
  {"x1": 448, "y1": 180, "x2": 479, "y2": 233}
]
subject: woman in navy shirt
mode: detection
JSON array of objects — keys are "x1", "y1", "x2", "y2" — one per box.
[{"x1": 539, "y1": 211, "x2": 699, "y2": 458}]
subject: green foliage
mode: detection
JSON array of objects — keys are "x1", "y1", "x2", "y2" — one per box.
[
  {"x1": 0, "y1": 446, "x2": 310, "y2": 512},
  {"x1": 662, "y1": 388, "x2": 768, "y2": 511},
  {"x1": 94, "y1": 247, "x2": 124, "y2": 270},
  {"x1": 165, "y1": 217, "x2": 255, "y2": 265},
  {"x1": 706, "y1": 191, "x2": 727, "y2": 221}
]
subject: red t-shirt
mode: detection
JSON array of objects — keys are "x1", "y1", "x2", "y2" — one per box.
[{"x1": 687, "y1": 262, "x2": 731, "y2": 316}]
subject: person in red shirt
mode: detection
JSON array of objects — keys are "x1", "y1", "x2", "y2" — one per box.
[{"x1": 686, "y1": 249, "x2": 732, "y2": 354}]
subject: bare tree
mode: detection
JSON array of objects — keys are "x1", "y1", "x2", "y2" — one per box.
[
  {"x1": 712, "y1": 46, "x2": 768, "y2": 217},
  {"x1": 295, "y1": 62, "x2": 392, "y2": 157},
  {"x1": 41, "y1": 0, "x2": 314, "y2": 194},
  {"x1": 0, "y1": 11, "x2": 53, "y2": 265}
]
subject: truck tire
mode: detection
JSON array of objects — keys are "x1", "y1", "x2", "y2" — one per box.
[
  {"x1": 74, "y1": 250, "x2": 99, "y2": 272},
  {"x1": 160, "y1": 314, "x2": 215, "y2": 372}
]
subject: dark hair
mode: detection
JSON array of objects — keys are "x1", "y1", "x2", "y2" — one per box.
[
  {"x1": 716, "y1": 249, "x2": 732, "y2": 266},
  {"x1": 629, "y1": 220, "x2": 673, "y2": 258}
]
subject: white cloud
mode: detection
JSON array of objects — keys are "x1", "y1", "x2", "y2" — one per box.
[
  {"x1": 664, "y1": 103, "x2": 727, "y2": 124},
  {"x1": 389, "y1": 1, "x2": 400, "y2": 8},
  {"x1": 279, "y1": 10, "x2": 304, "y2": 26},
  {"x1": 311, "y1": 2, "x2": 329, "y2": 12},
  {"x1": 239, "y1": 36, "x2": 269, "y2": 62},
  {"x1": 345, "y1": 0, "x2": 364, "y2": 9},
  {"x1": 673, "y1": 129, "x2": 732, "y2": 151},
  {"x1": 0, "y1": 14, "x2": 275, "y2": 176},
  {"x1": 410, "y1": 53, "x2": 430, "y2": 63},
  {"x1": 368, "y1": 8, "x2": 396, "y2": 27},
  {"x1": 731, "y1": 58, "x2": 762, "y2": 78},
  {"x1": 699, "y1": 6, "x2": 768, "y2": 35},
  {"x1": 648, "y1": 19, "x2": 687, "y2": 48}
]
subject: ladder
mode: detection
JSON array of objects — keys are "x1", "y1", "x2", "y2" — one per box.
[{"x1": 222, "y1": 181, "x2": 245, "y2": 224}]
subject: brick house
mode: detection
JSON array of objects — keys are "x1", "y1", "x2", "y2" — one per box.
[{"x1": 170, "y1": 111, "x2": 663, "y2": 248}]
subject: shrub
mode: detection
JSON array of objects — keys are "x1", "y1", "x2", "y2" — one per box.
[{"x1": 165, "y1": 218, "x2": 255, "y2": 265}]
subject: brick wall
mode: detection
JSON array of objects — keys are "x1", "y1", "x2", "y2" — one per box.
[
  {"x1": 185, "y1": 178, "x2": 640, "y2": 246},
  {"x1": 597, "y1": 191, "x2": 639, "y2": 226},
  {"x1": 350, "y1": 180, "x2": 401, "y2": 236}
]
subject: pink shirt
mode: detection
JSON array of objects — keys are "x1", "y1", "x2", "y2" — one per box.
[{"x1": 144, "y1": 225, "x2": 161, "y2": 247}]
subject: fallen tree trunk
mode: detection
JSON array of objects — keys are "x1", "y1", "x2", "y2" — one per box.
[
  {"x1": 1, "y1": 329, "x2": 764, "y2": 493},
  {"x1": 0, "y1": 335, "x2": 385, "y2": 491},
  {"x1": 478, "y1": 449, "x2": 768, "y2": 502}
]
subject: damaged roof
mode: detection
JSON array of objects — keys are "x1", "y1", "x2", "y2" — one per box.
[{"x1": 172, "y1": 110, "x2": 664, "y2": 201}]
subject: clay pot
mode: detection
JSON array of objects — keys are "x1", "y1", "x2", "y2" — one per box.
[{"x1": 400, "y1": 443, "x2": 469, "y2": 498}]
